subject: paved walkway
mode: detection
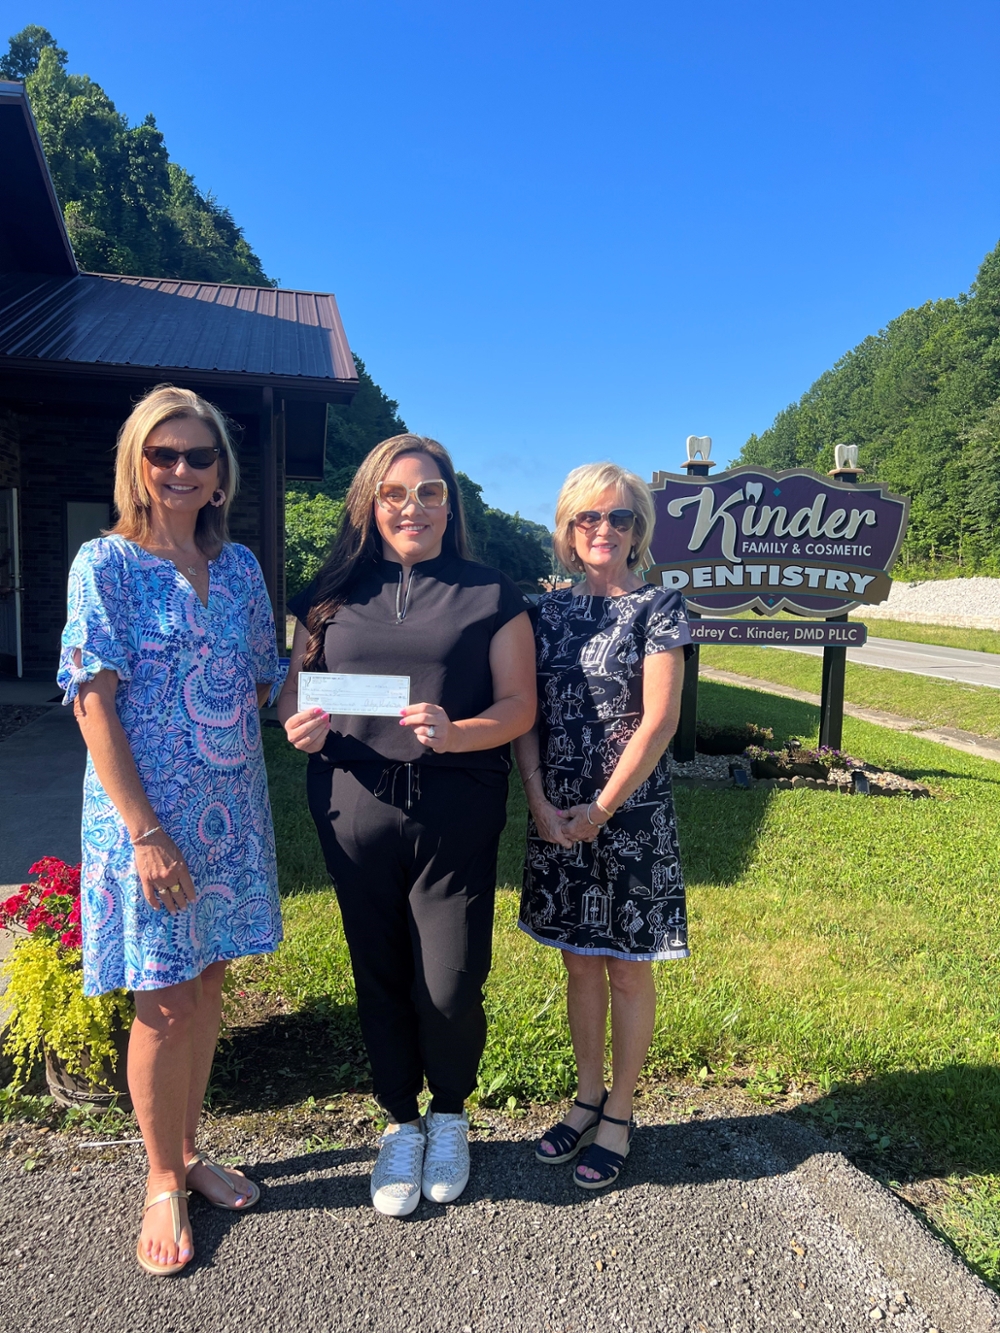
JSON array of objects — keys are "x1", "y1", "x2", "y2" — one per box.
[
  {"x1": 1, "y1": 1110, "x2": 997, "y2": 1333},
  {"x1": 0, "y1": 701, "x2": 86, "y2": 888},
  {"x1": 776, "y1": 636, "x2": 1000, "y2": 690}
]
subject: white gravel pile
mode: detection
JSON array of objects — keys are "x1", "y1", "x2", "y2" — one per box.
[{"x1": 853, "y1": 577, "x2": 1000, "y2": 630}]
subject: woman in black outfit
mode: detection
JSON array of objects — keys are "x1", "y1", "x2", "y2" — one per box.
[{"x1": 278, "y1": 434, "x2": 535, "y2": 1217}]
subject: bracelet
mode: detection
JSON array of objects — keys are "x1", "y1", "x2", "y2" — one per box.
[
  {"x1": 523, "y1": 766, "x2": 540, "y2": 784},
  {"x1": 131, "y1": 825, "x2": 162, "y2": 846},
  {"x1": 586, "y1": 802, "x2": 611, "y2": 827}
]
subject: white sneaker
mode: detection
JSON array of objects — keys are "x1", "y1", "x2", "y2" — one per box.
[
  {"x1": 370, "y1": 1121, "x2": 426, "y2": 1217},
  {"x1": 422, "y1": 1110, "x2": 470, "y2": 1203}
]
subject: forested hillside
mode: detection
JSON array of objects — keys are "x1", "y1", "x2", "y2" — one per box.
[
  {"x1": 740, "y1": 241, "x2": 1000, "y2": 574},
  {"x1": 3, "y1": 25, "x2": 550, "y2": 590},
  {"x1": 3, "y1": 26, "x2": 271, "y2": 284}
]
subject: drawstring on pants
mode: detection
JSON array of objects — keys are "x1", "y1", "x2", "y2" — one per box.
[{"x1": 375, "y1": 762, "x2": 422, "y2": 811}]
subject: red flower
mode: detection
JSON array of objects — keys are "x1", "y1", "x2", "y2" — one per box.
[{"x1": 8, "y1": 858, "x2": 83, "y2": 944}]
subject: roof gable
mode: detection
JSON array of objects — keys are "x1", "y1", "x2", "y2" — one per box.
[{"x1": 0, "y1": 81, "x2": 77, "y2": 277}]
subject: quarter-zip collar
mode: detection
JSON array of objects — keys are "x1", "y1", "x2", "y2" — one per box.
[
  {"x1": 376, "y1": 549, "x2": 454, "y2": 580},
  {"x1": 377, "y1": 549, "x2": 456, "y2": 623}
]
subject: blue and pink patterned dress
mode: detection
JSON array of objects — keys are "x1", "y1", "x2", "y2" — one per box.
[{"x1": 58, "y1": 536, "x2": 284, "y2": 996}]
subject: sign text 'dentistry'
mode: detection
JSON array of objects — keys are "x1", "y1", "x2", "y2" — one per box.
[{"x1": 646, "y1": 466, "x2": 910, "y2": 617}]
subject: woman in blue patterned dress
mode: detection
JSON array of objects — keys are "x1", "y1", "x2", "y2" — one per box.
[
  {"x1": 58, "y1": 385, "x2": 283, "y2": 1277},
  {"x1": 514, "y1": 463, "x2": 692, "y2": 1190}
]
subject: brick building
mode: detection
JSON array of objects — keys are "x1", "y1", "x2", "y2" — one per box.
[{"x1": 0, "y1": 80, "x2": 358, "y2": 679}]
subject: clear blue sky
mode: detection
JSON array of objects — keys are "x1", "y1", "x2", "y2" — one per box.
[{"x1": 8, "y1": 2, "x2": 1000, "y2": 523}]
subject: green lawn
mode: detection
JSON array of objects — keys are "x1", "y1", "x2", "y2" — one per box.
[
  {"x1": 254, "y1": 705, "x2": 1000, "y2": 1285},
  {"x1": 853, "y1": 618, "x2": 1000, "y2": 656},
  {"x1": 719, "y1": 607, "x2": 1000, "y2": 656},
  {"x1": 700, "y1": 643, "x2": 1000, "y2": 738}
]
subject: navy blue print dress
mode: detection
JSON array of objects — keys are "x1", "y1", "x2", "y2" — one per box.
[{"x1": 519, "y1": 586, "x2": 692, "y2": 962}]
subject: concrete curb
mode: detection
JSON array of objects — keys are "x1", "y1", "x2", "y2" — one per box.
[
  {"x1": 755, "y1": 1115, "x2": 1000, "y2": 1332},
  {"x1": 699, "y1": 667, "x2": 1000, "y2": 763}
]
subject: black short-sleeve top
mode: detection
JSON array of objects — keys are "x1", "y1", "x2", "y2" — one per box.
[{"x1": 287, "y1": 551, "x2": 531, "y2": 771}]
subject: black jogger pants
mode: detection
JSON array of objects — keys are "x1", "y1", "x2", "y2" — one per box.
[{"x1": 307, "y1": 758, "x2": 508, "y2": 1124}]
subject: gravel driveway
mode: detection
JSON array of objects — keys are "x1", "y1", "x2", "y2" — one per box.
[
  {"x1": 2, "y1": 1109, "x2": 996, "y2": 1333},
  {"x1": 867, "y1": 578, "x2": 1000, "y2": 630}
]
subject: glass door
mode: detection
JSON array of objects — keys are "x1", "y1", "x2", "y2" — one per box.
[{"x1": 0, "y1": 487, "x2": 22, "y2": 676}]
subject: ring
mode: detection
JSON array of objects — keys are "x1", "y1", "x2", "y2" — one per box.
[
  {"x1": 168, "y1": 883, "x2": 181, "y2": 893},
  {"x1": 427, "y1": 725, "x2": 436, "y2": 738}
]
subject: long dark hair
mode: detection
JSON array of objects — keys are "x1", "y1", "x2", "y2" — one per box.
[{"x1": 302, "y1": 434, "x2": 471, "y2": 670}]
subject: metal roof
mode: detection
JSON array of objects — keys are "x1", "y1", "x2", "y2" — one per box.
[{"x1": 0, "y1": 271, "x2": 357, "y2": 389}]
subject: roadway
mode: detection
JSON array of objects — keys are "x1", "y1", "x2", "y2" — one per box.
[{"x1": 776, "y1": 635, "x2": 1000, "y2": 689}]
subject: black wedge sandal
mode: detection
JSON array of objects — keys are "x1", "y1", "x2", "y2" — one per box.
[
  {"x1": 574, "y1": 1112, "x2": 636, "y2": 1190},
  {"x1": 534, "y1": 1090, "x2": 608, "y2": 1164}
]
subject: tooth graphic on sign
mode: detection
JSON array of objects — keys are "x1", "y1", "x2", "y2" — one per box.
[
  {"x1": 686, "y1": 435, "x2": 712, "y2": 461},
  {"x1": 834, "y1": 443, "x2": 859, "y2": 470},
  {"x1": 744, "y1": 482, "x2": 763, "y2": 503}
]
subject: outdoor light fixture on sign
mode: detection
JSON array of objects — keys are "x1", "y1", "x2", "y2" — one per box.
[{"x1": 646, "y1": 466, "x2": 909, "y2": 617}]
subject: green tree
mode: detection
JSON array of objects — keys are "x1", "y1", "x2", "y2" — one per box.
[
  {"x1": 738, "y1": 239, "x2": 1000, "y2": 574},
  {"x1": 457, "y1": 474, "x2": 549, "y2": 589},
  {"x1": 4, "y1": 26, "x2": 273, "y2": 285},
  {"x1": 0, "y1": 24, "x2": 65, "y2": 78},
  {"x1": 285, "y1": 491, "x2": 345, "y2": 598}
]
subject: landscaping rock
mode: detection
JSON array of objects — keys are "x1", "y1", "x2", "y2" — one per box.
[{"x1": 668, "y1": 749, "x2": 934, "y2": 798}]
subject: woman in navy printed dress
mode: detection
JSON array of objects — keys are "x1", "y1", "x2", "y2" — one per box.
[
  {"x1": 59, "y1": 386, "x2": 283, "y2": 1276},
  {"x1": 514, "y1": 462, "x2": 691, "y2": 1189}
]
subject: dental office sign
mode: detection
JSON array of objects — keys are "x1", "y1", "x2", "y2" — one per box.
[{"x1": 647, "y1": 466, "x2": 910, "y2": 617}]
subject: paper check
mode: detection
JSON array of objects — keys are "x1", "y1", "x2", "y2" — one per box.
[{"x1": 298, "y1": 671, "x2": 411, "y2": 718}]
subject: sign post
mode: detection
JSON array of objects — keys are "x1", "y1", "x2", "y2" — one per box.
[
  {"x1": 672, "y1": 440, "x2": 714, "y2": 762},
  {"x1": 646, "y1": 439, "x2": 909, "y2": 760},
  {"x1": 817, "y1": 447, "x2": 865, "y2": 748}
]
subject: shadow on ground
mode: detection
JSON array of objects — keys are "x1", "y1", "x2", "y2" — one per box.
[
  {"x1": 248, "y1": 1112, "x2": 807, "y2": 1211},
  {"x1": 794, "y1": 1063, "x2": 1000, "y2": 1182},
  {"x1": 211, "y1": 1001, "x2": 368, "y2": 1113}
]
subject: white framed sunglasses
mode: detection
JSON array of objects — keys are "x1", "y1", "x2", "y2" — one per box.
[{"x1": 375, "y1": 479, "x2": 449, "y2": 510}]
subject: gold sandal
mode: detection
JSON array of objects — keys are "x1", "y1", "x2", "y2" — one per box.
[
  {"x1": 136, "y1": 1189, "x2": 192, "y2": 1277},
  {"x1": 185, "y1": 1151, "x2": 261, "y2": 1210}
]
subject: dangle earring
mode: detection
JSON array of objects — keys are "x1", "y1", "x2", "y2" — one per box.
[{"x1": 210, "y1": 489, "x2": 226, "y2": 508}]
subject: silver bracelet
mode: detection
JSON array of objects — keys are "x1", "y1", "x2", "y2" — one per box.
[
  {"x1": 586, "y1": 797, "x2": 613, "y2": 827},
  {"x1": 523, "y1": 766, "x2": 540, "y2": 784},
  {"x1": 131, "y1": 824, "x2": 162, "y2": 846}
]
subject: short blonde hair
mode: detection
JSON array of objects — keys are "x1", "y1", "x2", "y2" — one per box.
[
  {"x1": 109, "y1": 384, "x2": 240, "y2": 555},
  {"x1": 552, "y1": 462, "x2": 655, "y2": 573}
]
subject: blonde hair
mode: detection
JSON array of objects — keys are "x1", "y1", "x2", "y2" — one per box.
[
  {"x1": 109, "y1": 384, "x2": 240, "y2": 556},
  {"x1": 552, "y1": 462, "x2": 655, "y2": 573}
]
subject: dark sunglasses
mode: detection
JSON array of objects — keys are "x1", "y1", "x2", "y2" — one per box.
[
  {"x1": 143, "y1": 445, "x2": 221, "y2": 471},
  {"x1": 572, "y1": 508, "x2": 636, "y2": 533}
]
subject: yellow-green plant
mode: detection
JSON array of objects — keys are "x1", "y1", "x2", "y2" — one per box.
[
  {"x1": 2, "y1": 935, "x2": 132, "y2": 1085},
  {"x1": 0, "y1": 858, "x2": 133, "y2": 1087}
]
